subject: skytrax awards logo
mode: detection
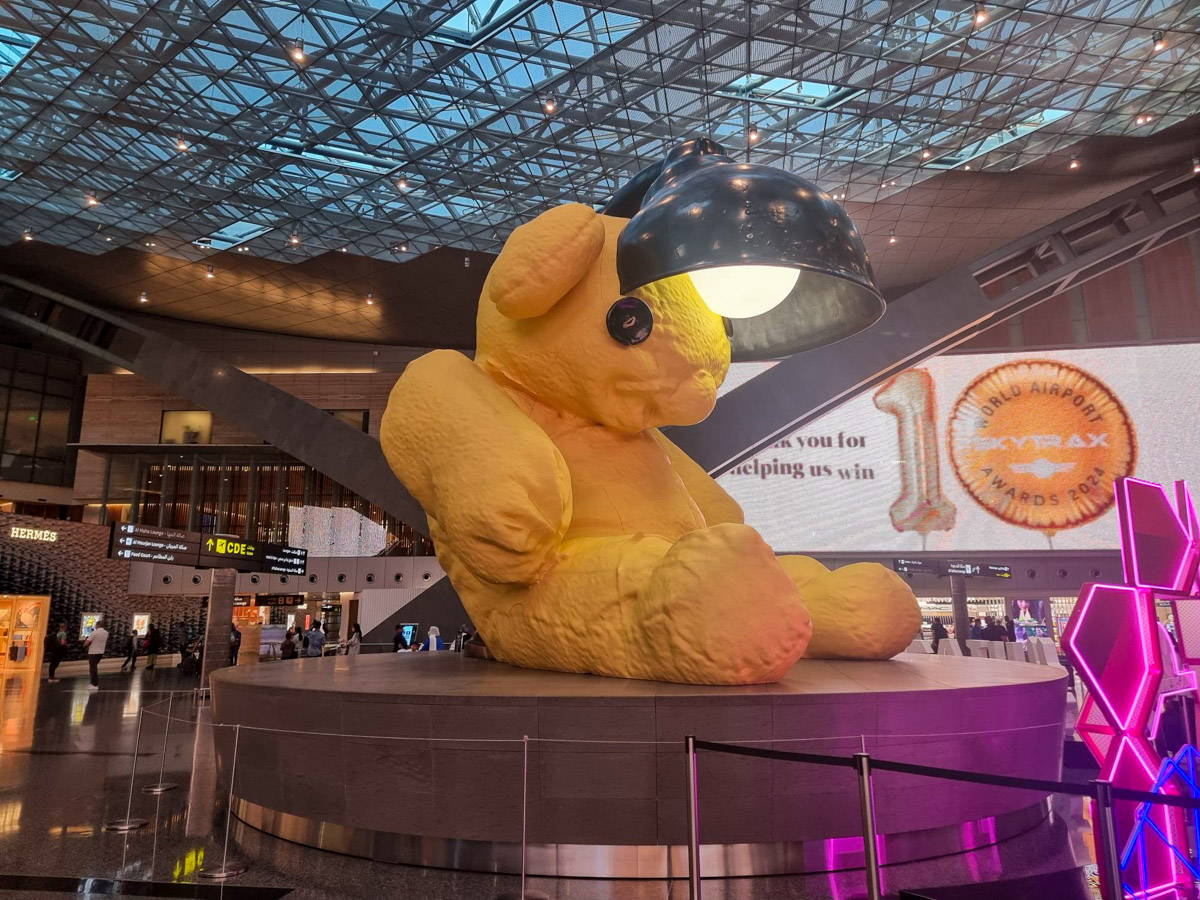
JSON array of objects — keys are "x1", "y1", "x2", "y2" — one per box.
[{"x1": 948, "y1": 359, "x2": 1136, "y2": 536}]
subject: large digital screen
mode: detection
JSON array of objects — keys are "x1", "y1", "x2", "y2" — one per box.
[{"x1": 716, "y1": 342, "x2": 1200, "y2": 552}]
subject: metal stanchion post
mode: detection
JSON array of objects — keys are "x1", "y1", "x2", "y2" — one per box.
[
  {"x1": 686, "y1": 735, "x2": 702, "y2": 900},
  {"x1": 495, "y1": 735, "x2": 548, "y2": 900},
  {"x1": 143, "y1": 692, "x2": 178, "y2": 794},
  {"x1": 104, "y1": 708, "x2": 150, "y2": 832},
  {"x1": 1092, "y1": 779, "x2": 1124, "y2": 900},
  {"x1": 199, "y1": 724, "x2": 248, "y2": 879},
  {"x1": 853, "y1": 752, "x2": 882, "y2": 900}
]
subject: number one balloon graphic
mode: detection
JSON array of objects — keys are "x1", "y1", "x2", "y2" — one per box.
[{"x1": 874, "y1": 369, "x2": 957, "y2": 547}]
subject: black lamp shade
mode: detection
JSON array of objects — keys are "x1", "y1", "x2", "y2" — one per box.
[{"x1": 605, "y1": 137, "x2": 885, "y2": 361}]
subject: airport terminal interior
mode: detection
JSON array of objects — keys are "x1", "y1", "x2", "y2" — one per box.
[{"x1": 4, "y1": 1, "x2": 1200, "y2": 898}]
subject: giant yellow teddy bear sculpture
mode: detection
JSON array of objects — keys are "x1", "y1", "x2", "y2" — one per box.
[{"x1": 381, "y1": 203, "x2": 922, "y2": 685}]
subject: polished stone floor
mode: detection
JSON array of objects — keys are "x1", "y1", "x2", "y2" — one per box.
[{"x1": 0, "y1": 664, "x2": 1099, "y2": 899}]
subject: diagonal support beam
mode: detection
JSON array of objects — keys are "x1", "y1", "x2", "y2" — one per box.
[
  {"x1": 0, "y1": 275, "x2": 429, "y2": 534},
  {"x1": 671, "y1": 169, "x2": 1200, "y2": 475}
]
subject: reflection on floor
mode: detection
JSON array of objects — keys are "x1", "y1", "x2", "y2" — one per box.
[{"x1": 0, "y1": 667, "x2": 1099, "y2": 899}]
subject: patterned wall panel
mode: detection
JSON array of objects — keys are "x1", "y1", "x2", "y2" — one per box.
[{"x1": 0, "y1": 512, "x2": 204, "y2": 659}]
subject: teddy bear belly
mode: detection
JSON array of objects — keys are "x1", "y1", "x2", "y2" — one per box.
[{"x1": 556, "y1": 446, "x2": 707, "y2": 541}]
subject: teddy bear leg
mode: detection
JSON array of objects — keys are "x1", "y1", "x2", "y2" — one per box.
[
  {"x1": 474, "y1": 523, "x2": 812, "y2": 684},
  {"x1": 779, "y1": 558, "x2": 923, "y2": 660}
]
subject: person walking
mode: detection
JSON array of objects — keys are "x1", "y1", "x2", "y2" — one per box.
[
  {"x1": 121, "y1": 629, "x2": 140, "y2": 673},
  {"x1": 45, "y1": 622, "x2": 68, "y2": 683},
  {"x1": 144, "y1": 624, "x2": 162, "y2": 669},
  {"x1": 84, "y1": 619, "x2": 109, "y2": 691},
  {"x1": 306, "y1": 622, "x2": 326, "y2": 658},
  {"x1": 345, "y1": 623, "x2": 362, "y2": 656},
  {"x1": 229, "y1": 623, "x2": 242, "y2": 666}
]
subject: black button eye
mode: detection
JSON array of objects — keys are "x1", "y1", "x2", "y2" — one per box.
[{"x1": 606, "y1": 297, "x2": 653, "y2": 345}]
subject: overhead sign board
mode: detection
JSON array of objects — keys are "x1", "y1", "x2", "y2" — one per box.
[
  {"x1": 946, "y1": 561, "x2": 1013, "y2": 578},
  {"x1": 892, "y1": 558, "x2": 944, "y2": 576},
  {"x1": 109, "y1": 523, "x2": 202, "y2": 565},
  {"x1": 260, "y1": 543, "x2": 307, "y2": 576},
  {"x1": 110, "y1": 524, "x2": 306, "y2": 576}
]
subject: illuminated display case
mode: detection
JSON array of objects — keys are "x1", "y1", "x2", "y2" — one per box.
[{"x1": 0, "y1": 595, "x2": 49, "y2": 675}]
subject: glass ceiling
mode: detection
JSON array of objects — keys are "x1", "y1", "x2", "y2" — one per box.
[{"x1": 0, "y1": 0, "x2": 1196, "y2": 264}]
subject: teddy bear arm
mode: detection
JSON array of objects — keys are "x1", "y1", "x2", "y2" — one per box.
[
  {"x1": 649, "y1": 429, "x2": 744, "y2": 526},
  {"x1": 380, "y1": 350, "x2": 572, "y2": 585}
]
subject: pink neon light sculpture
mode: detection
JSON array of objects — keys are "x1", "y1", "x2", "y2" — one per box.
[{"x1": 1064, "y1": 476, "x2": 1200, "y2": 900}]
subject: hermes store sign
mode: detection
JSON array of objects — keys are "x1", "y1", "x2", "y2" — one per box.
[{"x1": 10, "y1": 526, "x2": 59, "y2": 542}]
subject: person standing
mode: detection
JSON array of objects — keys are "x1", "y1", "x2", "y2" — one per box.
[
  {"x1": 84, "y1": 619, "x2": 109, "y2": 691},
  {"x1": 45, "y1": 622, "x2": 68, "y2": 683},
  {"x1": 144, "y1": 624, "x2": 162, "y2": 669},
  {"x1": 229, "y1": 623, "x2": 242, "y2": 666},
  {"x1": 930, "y1": 617, "x2": 949, "y2": 654},
  {"x1": 393, "y1": 624, "x2": 408, "y2": 653},
  {"x1": 969, "y1": 618, "x2": 983, "y2": 640},
  {"x1": 345, "y1": 623, "x2": 362, "y2": 656},
  {"x1": 423, "y1": 625, "x2": 444, "y2": 652},
  {"x1": 121, "y1": 629, "x2": 140, "y2": 673},
  {"x1": 280, "y1": 629, "x2": 298, "y2": 660},
  {"x1": 306, "y1": 622, "x2": 326, "y2": 658},
  {"x1": 1004, "y1": 616, "x2": 1017, "y2": 643}
]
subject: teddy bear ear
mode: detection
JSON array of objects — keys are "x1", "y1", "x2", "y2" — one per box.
[{"x1": 488, "y1": 203, "x2": 606, "y2": 319}]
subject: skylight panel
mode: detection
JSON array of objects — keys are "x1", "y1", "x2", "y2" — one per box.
[
  {"x1": 0, "y1": 26, "x2": 37, "y2": 82},
  {"x1": 196, "y1": 221, "x2": 272, "y2": 250},
  {"x1": 256, "y1": 138, "x2": 404, "y2": 175},
  {"x1": 720, "y1": 75, "x2": 862, "y2": 111},
  {"x1": 926, "y1": 109, "x2": 1071, "y2": 168}
]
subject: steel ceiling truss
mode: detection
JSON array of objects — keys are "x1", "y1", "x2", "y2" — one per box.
[{"x1": 0, "y1": 0, "x2": 1197, "y2": 263}]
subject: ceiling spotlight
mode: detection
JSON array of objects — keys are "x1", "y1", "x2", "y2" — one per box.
[
  {"x1": 396, "y1": 241, "x2": 408, "y2": 253},
  {"x1": 366, "y1": 292, "x2": 374, "y2": 306},
  {"x1": 139, "y1": 291, "x2": 148, "y2": 303},
  {"x1": 1069, "y1": 155, "x2": 1080, "y2": 169},
  {"x1": 289, "y1": 233, "x2": 299, "y2": 245},
  {"x1": 542, "y1": 96, "x2": 556, "y2": 114},
  {"x1": 973, "y1": 4, "x2": 988, "y2": 26},
  {"x1": 85, "y1": 194, "x2": 99, "y2": 207},
  {"x1": 397, "y1": 175, "x2": 409, "y2": 191},
  {"x1": 175, "y1": 137, "x2": 189, "y2": 152},
  {"x1": 748, "y1": 124, "x2": 760, "y2": 143},
  {"x1": 888, "y1": 229, "x2": 897, "y2": 245},
  {"x1": 921, "y1": 149, "x2": 931, "y2": 159},
  {"x1": 145, "y1": 241, "x2": 156, "y2": 247},
  {"x1": 21, "y1": 228, "x2": 32, "y2": 241},
  {"x1": 206, "y1": 264, "x2": 214, "y2": 279},
  {"x1": 1135, "y1": 114, "x2": 1154, "y2": 126},
  {"x1": 105, "y1": 236, "x2": 113, "y2": 242},
  {"x1": 339, "y1": 246, "x2": 348, "y2": 252},
  {"x1": 1153, "y1": 30, "x2": 1166, "y2": 52},
  {"x1": 289, "y1": 40, "x2": 306, "y2": 63},
  {"x1": 963, "y1": 163, "x2": 972, "y2": 170},
  {"x1": 1193, "y1": 156, "x2": 1200, "y2": 174}
]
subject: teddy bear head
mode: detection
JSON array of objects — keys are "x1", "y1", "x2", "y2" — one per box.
[{"x1": 474, "y1": 203, "x2": 730, "y2": 434}]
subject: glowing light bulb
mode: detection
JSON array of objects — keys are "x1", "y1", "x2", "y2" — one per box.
[
  {"x1": 1193, "y1": 156, "x2": 1200, "y2": 174},
  {"x1": 398, "y1": 242, "x2": 408, "y2": 252},
  {"x1": 289, "y1": 234, "x2": 299, "y2": 245},
  {"x1": 689, "y1": 265, "x2": 799, "y2": 319},
  {"x1": 921, "y1": 149, "x2": 931, "y2": 159},
  {"x1": 86, "y1": 194, "x2": 99, "y2": 206},
  {"x1": 1069, "y1": 156, "x2": 1080, "y2": 170},
  {"x1": 206, "y1": 265, "x2": 214, "y2": 279},
  {"x1": 176, "y1": 138, "x2": 189, "y2": 152},
  {"x1": 139, "y1": 291, "x2": 148, "y2": 303},
  {"x1": 973, "y1": 5, "x2": 987, "y2": 25},
  {"x1": 366, "y1": 292, "x2": 374, "y2": 305},
  {"x1": 543, "y1": 97, "x2": 556, "y2": 114},
  {"x1": 748, "y1": 124, "x2": 760, "y2": 143},
  {"x1": 290, "y1": 41, "x2": 306, "y2": 63},
  {"x1": 21, "y1": 228, "x2": 32, "y2": 241},
  {"x1": 889, "y1": 230, "x2": 897, "y2": 245},
  {"x1": 397, "y1": 175, "x2": 409, "y2": 191},
  {"x1": 1153, "y1": 30, "x2": 1166, "y2": 52}
]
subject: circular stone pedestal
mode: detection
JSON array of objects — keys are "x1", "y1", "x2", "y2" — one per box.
[{"x1": 210, "y1": 652, "x2": 1066, "y2": 878}]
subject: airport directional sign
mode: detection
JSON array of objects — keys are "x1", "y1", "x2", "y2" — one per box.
[{"x1": 109, "y1": 523, "x2": 202, "y2": 565}]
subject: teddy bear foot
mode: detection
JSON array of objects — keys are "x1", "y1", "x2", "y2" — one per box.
[{"x1": 778, "y1": 559, "x2": 922, "y2": 660}]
